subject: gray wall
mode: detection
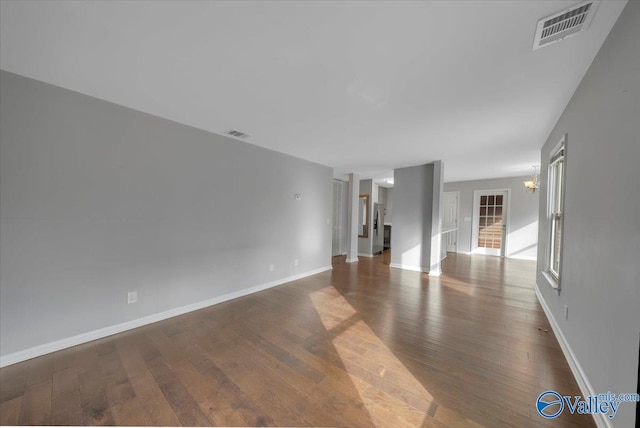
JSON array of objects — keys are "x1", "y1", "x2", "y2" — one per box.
[
  {"x1": 536, "y1": 2, "x2": 640, "y2": 427},
  {"x1": 444, "y1": 175, "x2": 539, "y2": 259},
  {"x1": 390, "y1": 164, "x2": 434, "y2": 271},
  {"x1": 0, "y1": 70, "x2": 333, "y2": 358}
]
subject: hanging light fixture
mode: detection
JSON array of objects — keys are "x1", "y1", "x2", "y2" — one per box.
[{"x1": 524, "y1": 166, "x2": 540, "y2": 193}]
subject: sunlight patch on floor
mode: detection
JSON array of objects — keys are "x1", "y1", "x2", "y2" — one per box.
[
  {"x1": 309, "y1": 286, "x2": 434, "y2": 426},
  {"x1": 309, "y1": 285, "x2": 486, "y2": 428},
  {"x1": 307, "y1": 285, "x2": 358, "y2": 330},
  {"x1": 440, "y1": 275, "x2": 476, "y2": 296}
]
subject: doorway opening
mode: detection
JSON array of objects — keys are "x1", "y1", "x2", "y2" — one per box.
[{"x1": 331, "y1": 180, "x2": 348, "y2": 257}]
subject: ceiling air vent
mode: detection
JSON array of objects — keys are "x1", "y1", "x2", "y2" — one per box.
[
  {"x1": 533, "y1": 1, "x2": 598, "y2": 50},
  {"x1": 226, "y1": 129, "x2": 249, "y2": 139}
]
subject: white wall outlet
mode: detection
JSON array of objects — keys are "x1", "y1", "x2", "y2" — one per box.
[
  {"x1": 294, "y1": 259, "x2": 299, "y2": 266},
  {"x1": 127, "y1": 291, "x2": 137, "y2": 304},
  {"x1": 269, "y1": 264, "x2": 274, "y2": 272},
  {"x1": 564, "y1": 305, "x2": 569, "y2": 320}
]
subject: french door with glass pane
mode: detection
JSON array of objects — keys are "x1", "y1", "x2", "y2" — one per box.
[{"x1": 472, "y1": 190, "x2": 509, "y2": 256}]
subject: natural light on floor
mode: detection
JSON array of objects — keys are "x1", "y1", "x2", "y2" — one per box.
[{"x1": 308, "y1": 285, "x2": 483, "y2": 427}]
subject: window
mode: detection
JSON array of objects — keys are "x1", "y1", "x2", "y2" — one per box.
[{"x1": 547, "y1": 137, "x2": 566, "y2": 286}]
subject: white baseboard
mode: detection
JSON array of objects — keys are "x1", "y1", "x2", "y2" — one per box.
[
  {"x1": 507, "y1": 254, "x2": 537, "y2": 261},
  {"x1": 452, "y1": 250, "x2": 537, "y2": 261},
  {"x1": 0, "y1": 265, "x2": 333, "y2": 368},
  {"x1": 428, "y1": 268, "x2": 442, "y2": 277},
  {"x1": 534, "y1": 284, "x2": 609, "y2": 428},
  {"x1": 345, "y1": 257, "x2": 359, "y2": 263},
  {"x1": 358, "y1": 253, "x2": 374, "y2": 258},
  {"x1": 389, "y1": 263, "x2": 427, "y2": 273}
]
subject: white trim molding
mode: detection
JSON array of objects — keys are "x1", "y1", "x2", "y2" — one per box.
[
  {"x1": 428, "y1": 269, "x2": 442, "y2": 277},
  {"x1": 357, "y1": 253, "x2": 374, "y2": 258},
  {"x1": 534, "y1": 283, "x2": 610, "y2": 428},
  {"x1": 345, "y1": 257, "x2": 359, "y2": 263},
  {"x1": 389, "y1": 263, "x2": 427, "y2": 273},
  {"x1": 507, "y1": 254, "x2": 538, "y2": 261},
  {"x1": 0, "y1": 265, "x2": 333, "y2": 368}
]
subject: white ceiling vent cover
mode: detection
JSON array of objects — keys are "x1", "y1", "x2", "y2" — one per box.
[{"x1": 533, "y1": 1, "x2": 599, "y2": 50}]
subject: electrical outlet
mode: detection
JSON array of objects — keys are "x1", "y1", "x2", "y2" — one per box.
[
  {"x1": 269, "y1": 264, "x2": 274, "y2": 272},
  {"x1": 127, "y1": 291, "x2": 137, "y2": 304},
  {"x1": 564, "y1": 305, "x2": 569, "y2": 320},
  {"x1": 294, "y1": 259, "x2": 299, "y2": 266}
]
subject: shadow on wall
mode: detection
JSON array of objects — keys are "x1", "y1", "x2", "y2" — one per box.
[
  {"x1": 401, "y1": 244, "x2": 422, "y2": 269},
  {"x1": 509, "y1": 243, "x2": 537, "y2": 257}
]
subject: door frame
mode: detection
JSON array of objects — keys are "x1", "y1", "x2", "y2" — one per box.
[
  {"x1": 331, "y1": 180, "x2": 347, "y2": 257},
  {"x1": 442, "y1": 191, "x2": 460, "y2": 253},
  {"x1": 471, "y1": 188, "x2": 511, "y2": 257}
]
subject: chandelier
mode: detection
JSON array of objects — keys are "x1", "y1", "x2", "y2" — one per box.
[{"x1": 524, "y1": 166, "x2": 540, "y2": 193}]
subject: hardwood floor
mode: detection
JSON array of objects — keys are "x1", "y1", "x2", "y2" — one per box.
[{"x1": 0, "y1": 252, "x2": 594, "y2": 427}]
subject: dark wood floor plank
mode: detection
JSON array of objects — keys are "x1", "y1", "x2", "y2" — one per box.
[
  {"x1": 199, "y1": 394, "x2": 255, "y2": 427},
  {"x1": 201, "y1": 337, "x2": 319, "y2": 427},
  {"x1": 51, "y1": 389, "x2": 82, "y2": 425},
  {"x1": 0, "y1": 252, "x2": 594, "y2": 427},
  {"x1": 53, "y1": 346, "x2": 77, "y2": 373},
  {"x1": 52, "y1": 366, "x2": 78, "y2": 398},
  {"x1": 74, "y1": 346, "x2": 100, "y2": 375},
  {"x1": 18, "y1": 379, "x2": 52, "y2": 425},
  {"x1": 186, "y1": 344, "x2": 274, "y2": 427},
  {"x1": 225, "y1": 327, "x2": 367, "y2": 427},
  {"x1": 147, "y1": 328, "x2": 183, "y2": 365},
  {"x1": 110, "y1": 397, "x2": 154, "y2": 426},
  {"x1": 49, "y1": 363, "x2": 82, "y2": 426},
  {"x1": 146, "y1": 357, "x2": 211, "y2": 426},
  {"x1": 168, "y1": 357, "x2": 217, "y2": 404},
  {"x1": 129, "y1": 376, "x2": 182, "y2": 426},
  {"x1": 78, "y1": 363, "x2": 114, "y2": 425},
  {"x1": 232, "y1": 322, "x2": 326, "y2": 383},
  {"x1": 115, "y1": 341, "x2": 153, "y2": 385},
  {"x1": 25, "y1": 354, "x2": 55, "y2": 387},
  {"x1": 0, "y1": 396, "x2": 22, "y2": 425},
  {"x1": 0, "y1": 366, "x2": 27, "y2": 404}
]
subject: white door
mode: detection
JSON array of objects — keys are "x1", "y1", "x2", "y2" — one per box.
[
  {"x1": 442, "y1": 192, "x2": 459, "y2": 252},
  {"x1": 472, "y1": 190, "x2": 509, "y2": 256}
]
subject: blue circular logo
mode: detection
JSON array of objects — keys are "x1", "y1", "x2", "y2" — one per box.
[{"x1": 537, "y1": 391, "x2": 564, "y2": 419}]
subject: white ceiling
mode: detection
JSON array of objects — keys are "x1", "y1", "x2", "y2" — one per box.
[{"x1": 0, "y1": 0, "x2": 627, "y2": 183}]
